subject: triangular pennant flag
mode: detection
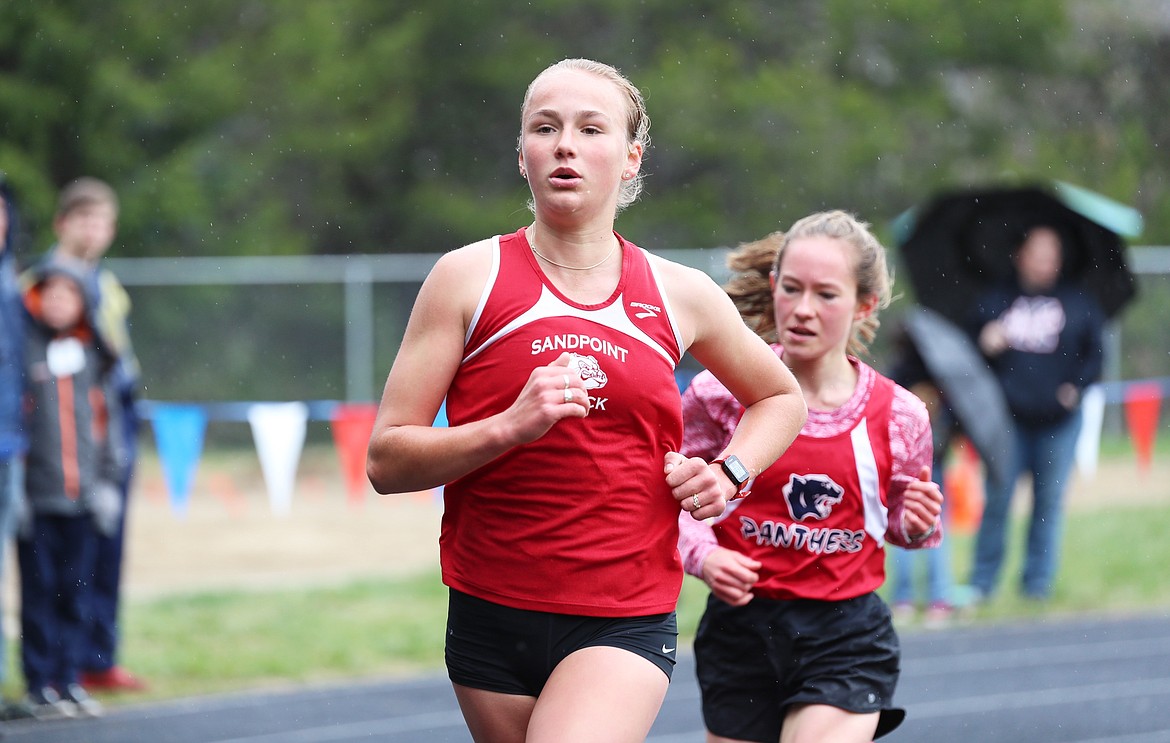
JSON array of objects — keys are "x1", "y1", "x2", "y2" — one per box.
[
  {"x1": 150, "y1": 403, "x2": 207, "y2": 519},
  {"x1": 431, "y1": 400, "x2": 449, "y2": 502},
  {"x1": 1075, "y1": 384, "x2": 1106, "y2": 478},
  {"x1": 330, "y1": 403, "x2": 378, "y2": 507},
  {"x1": 247, "y1": 402, "x2": 309, "y2": 516},
  {"x1": 1123, "y1": 382, "x2": 1162, "y2": 474}
]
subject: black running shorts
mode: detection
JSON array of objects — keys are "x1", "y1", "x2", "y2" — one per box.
[
  {"x1": 694, "y1": 591, "x2": 905, "y2": 741},
  {"x1": 445, "y1": 588, "x2": 678, "y2": 696}
]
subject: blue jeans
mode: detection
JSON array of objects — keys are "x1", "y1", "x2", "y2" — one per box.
[
  {"x1": 891, "y1": 537, "x2": 952, "y2": 607},
  {"x1": 83, "y1": 400, "x2": 139, "y2": 672},
  {"x1": 18, "y1": 514, "x2": 100, "y2": 690},
  {"x1": 969, "y1": 410, "x2": 1082, "y2": 599},
  {"x1": 0, "y1": 456, "x2": 23, "y2": 685},
  {"x1": 891, "y1": 458, "x2": 952, "y2": 606}
]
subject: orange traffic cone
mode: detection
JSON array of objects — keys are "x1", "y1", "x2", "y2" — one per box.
[
  {"x1": 1123, "y1": 382, "x2": 1162, "y2": 475},
  {"x1": 944, "y1": 437, "x2": 984, "y2": 535}
]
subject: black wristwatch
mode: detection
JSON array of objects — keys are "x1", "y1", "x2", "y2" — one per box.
[{"x1": 713, "y1": 455, "x2": 751, "y2": 498}]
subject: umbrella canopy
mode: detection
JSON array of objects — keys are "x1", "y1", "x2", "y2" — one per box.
[
  {"x1": 894, "y1": 183, "x2": 1140, "y2": 323},
  {"x1": 901, "y1": 306, "x2": 1015, "y2": 485}
]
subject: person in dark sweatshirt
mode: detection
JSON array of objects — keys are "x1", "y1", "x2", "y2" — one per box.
[
  {"x1": 965, "y1": 225, "x2": 1104, "y2": 602},
  {"x1": 17, "y1": 258, "x2": 123, "y2": 720}
]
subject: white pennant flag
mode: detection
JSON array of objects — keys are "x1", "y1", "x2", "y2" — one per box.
[
  {"x1": 247, "y1": 402, "x2": 309, "y2": 516},
  {"x1": 1075, "y1": 384, "x2": 1106, "y2": 479}
]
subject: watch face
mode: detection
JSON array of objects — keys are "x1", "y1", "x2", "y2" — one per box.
[{"x1": 722, "y1": 455, "x2": 750, "y2": 486}]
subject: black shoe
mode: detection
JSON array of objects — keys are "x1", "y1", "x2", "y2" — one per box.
[
  {"x1": 23, "y1": 686, "x2": 77, "y2": 720},
  {"x1": 59, "y1": 684, "x2": 104, "y2": 718}
]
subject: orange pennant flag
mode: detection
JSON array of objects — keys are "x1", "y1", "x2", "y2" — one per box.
[
  {"x1": 331, "y1": 403, "x2": 379, "y2": 506},
  {"x1": 1123, "y1": 382, "x2": 1162, "y2": 474}
]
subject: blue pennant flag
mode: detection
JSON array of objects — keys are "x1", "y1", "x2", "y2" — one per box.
[{"x1": 151, "y1": 403, "x2": 207, "y2": 517}]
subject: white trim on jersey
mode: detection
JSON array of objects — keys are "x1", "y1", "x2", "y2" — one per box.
[
  {"x1": 852, "y1": 416, "x2": 889, "y2": 545},
  {"x1": 639, "y1": 246, "x2": 685, "y2": 360},
  {"x1": 463, "y1": 284, "x2": 678, "y2": 366},
  {"x1": 463, "y1": 236, "x2": 500, "y2": 348}
]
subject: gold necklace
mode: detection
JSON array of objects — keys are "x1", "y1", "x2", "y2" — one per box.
[{"x1": 529, "y1": 228, "x2": 618, "y2": 271}]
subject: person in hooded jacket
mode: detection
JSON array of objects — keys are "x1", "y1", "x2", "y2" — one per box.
[
  {"x1": 1, "y1": 177, "x2": 38, "y2": 722},
  {"x1": 17, "y1": 257, "x2": 123, "y2": 720}
]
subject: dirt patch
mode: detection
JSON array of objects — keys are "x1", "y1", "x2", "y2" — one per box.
[
  {"x1": 119, "y1": 446, "x2": 444, "y2": 599},
  {"x1": 6, "y1": 442, "x2": 1166, "y2": 605}
]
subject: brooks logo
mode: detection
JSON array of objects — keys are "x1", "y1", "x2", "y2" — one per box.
[{"x1": 631, "y1": 301, "x2": 661, "y2": 319}]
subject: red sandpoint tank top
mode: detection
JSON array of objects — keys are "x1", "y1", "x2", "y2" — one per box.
[{"x1": 442, "y1": 228, "x2": 685, "y2": 616}]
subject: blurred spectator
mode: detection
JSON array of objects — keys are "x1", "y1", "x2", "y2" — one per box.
[
  {"x1": 18, "y1": 259, "x2": 120, "y2": 719},
  {"x1": 27, "y1": 177, "x2": 145, "y2": 691},
  {"x1": 1, "y1": 178, "x2": 38, "y2": 722},
  {"x1": 887, "y1": 332, "x2": 958, "y2": 626},
  {"x1": 965, "y1": 225, "x2": 1104, "y2": 601}
]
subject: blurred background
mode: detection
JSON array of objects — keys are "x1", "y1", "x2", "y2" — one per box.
[{"x1": 1, "y1": 0, "x2": 1167, "y2": 418}]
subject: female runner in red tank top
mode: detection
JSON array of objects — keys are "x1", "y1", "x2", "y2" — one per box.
[
  {"x1": 677, "y1": 211, "x2": 944, "y2": 743},
  {"x1": 366, "y1": 59, "x2": 807, "y2": 743}
]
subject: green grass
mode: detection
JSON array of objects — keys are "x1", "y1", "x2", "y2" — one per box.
[
  {"x1": 880, "y1": 503, "x2": 1170, "y2": 620},
  {"x1": 119, "y1": 573, "x2": 452, "y2": 698},
  {"x1": 6, "y1": 482, "x2": 1169, "y2": 706},
  {"x1": 2, "y1": 573, "x2": 451, "y2": 702}
]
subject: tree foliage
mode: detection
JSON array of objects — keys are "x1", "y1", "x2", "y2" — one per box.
[
  {"x1": 3, "y1": 1, "x2": 1167, "y2": 401},
  {"x1": 2, "y1": 0, "x2": 1166, "y2": 260}
]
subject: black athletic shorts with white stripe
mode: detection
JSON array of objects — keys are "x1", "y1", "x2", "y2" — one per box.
[
  {"x1": 445, "y1": 588, "x2": 678, "y2": 696},
  {"x1": 695, "y1": 591, "x2": 905, "y2": 741}
]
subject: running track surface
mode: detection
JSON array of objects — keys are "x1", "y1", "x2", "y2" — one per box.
[{"x1": 5, "y1": 611, "x2": 1169, "y2": 742}]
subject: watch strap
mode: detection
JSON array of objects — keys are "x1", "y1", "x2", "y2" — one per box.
[{"x1": 713, "y1": 456, "x2": 751, "y2": 499}]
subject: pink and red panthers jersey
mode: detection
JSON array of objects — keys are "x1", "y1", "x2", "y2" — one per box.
[
  {"x1": 713, "y1": 373, "x2": 896, "y2": 601},
  {"x1": 442, "y1": 228, "x2": 685, "y2": 616}
]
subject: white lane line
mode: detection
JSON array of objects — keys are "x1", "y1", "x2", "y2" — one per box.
[
  {"x1": 209, "y1": 709, "x2": 467, "y2": 743},
  {"x1": 909, "y1": 676, "x2": 1170, "y2": 719},
  {"x1": 906, "y1": 636, "x2": 1170, "y2": 675},
  {"x1": 1070, "y1": 731, "x2": 1170, "y2": 743}
]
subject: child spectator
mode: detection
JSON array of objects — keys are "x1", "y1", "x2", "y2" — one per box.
[
  {"x1": 29, "y1": 177, "x2": 145, "y2": 691},
  {"x1": 886, "y1": 335, "x2": 958, "y2": 627},
  {"x1": 17, "y1": 258, "x2": 121, "y2": 719}
]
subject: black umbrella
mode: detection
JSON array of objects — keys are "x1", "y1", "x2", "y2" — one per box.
[
  {"x1": 894, "y1": 182, "x2": 1141, "y2": 323},
  {"x1": 901, "y1": 306, "x2": 1015, "y2": 485}
]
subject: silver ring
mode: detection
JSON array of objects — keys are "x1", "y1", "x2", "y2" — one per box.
[
  {"x1": 692, "y1": 493, "x2": 701, "y2": 510},
  {"x1": 563, "y1": 375, "x2": 571, "y2": 389},
  {"x1": 564, "y1": 388, "x2": 573, "y2": 403}
]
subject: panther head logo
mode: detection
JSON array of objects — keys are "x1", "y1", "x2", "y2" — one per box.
[
  {"x1": 568, "y1": 353, "x2": 607, "y2": 390},
  {"x1": 783, "y1": 474, "x2": 844, "y2": 521}
]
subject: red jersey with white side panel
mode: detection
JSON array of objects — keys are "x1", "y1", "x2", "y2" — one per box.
[
  {"x1": 442, "y1": 227, "x2": 685, "y2": 616},
  {"x1": 677, "y1": 352, "x2": 937, "y2": 601},
  {"x1": 729, "y1": 372, "x2": 894, "y2": 600}
]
